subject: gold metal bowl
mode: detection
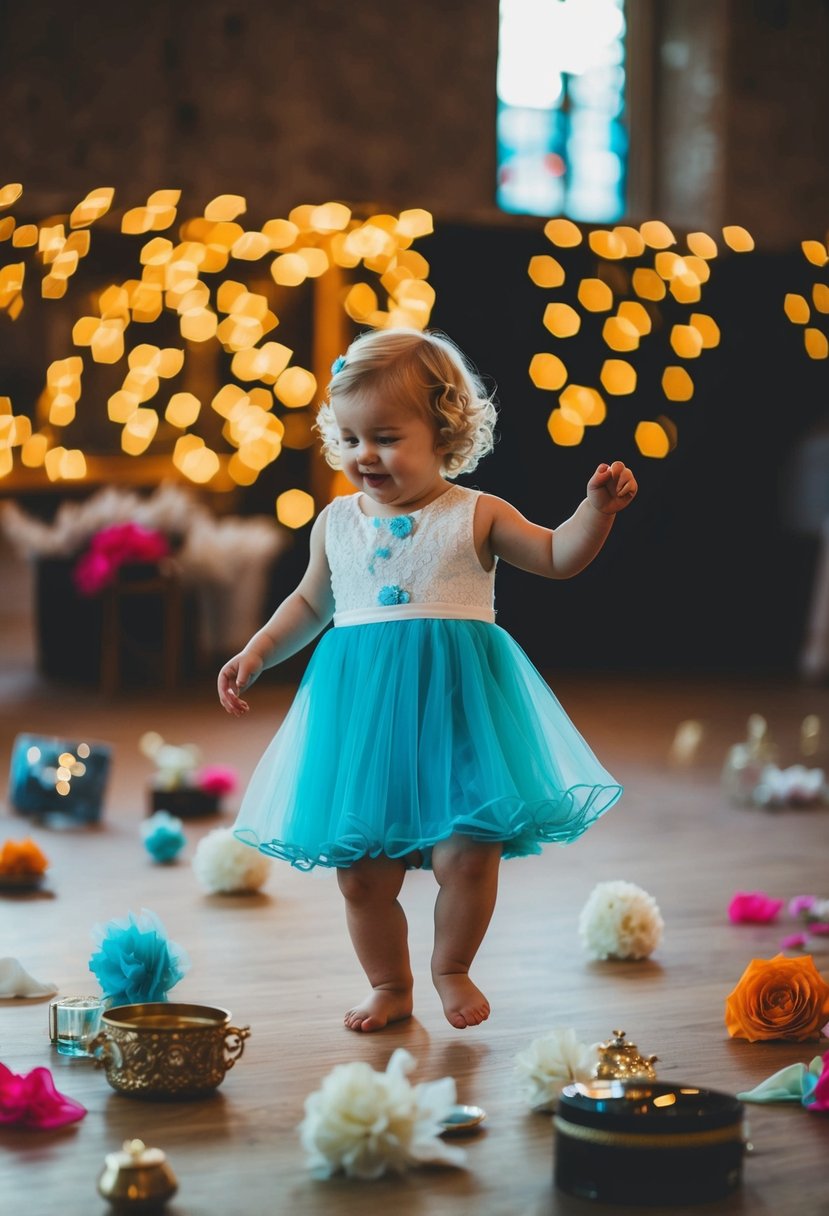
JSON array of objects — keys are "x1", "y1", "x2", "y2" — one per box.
[{"x1": 89, "y1": 1002, "x2": 250, "y2": 1101}]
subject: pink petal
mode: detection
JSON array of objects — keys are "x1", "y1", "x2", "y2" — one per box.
[
  {"x1": 0, "y1": 1064, "x2": 86, "y2": 1130},
  {"x1": 728, "y1": 891, "x2": 784, "y2": 924},
  {"x1": 780, "y1": 932, "x2": 809, "y2": 950},
  {"x1": 808, "y1": 923, "x2": 829, "y2": 936}
]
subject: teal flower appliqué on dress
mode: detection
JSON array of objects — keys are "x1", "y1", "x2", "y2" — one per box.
[
  {"x1": 388, "y1": 515, "x2": 414, "y2": 538},
  {"x1": 378, "y1": 585, "x2": 410, "y2": 606}
]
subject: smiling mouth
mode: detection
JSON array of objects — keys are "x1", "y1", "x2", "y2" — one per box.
[{"x1": 362, "y1": 474, "x2": 389, "y2": 486}]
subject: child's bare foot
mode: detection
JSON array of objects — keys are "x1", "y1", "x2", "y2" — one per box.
[
  {"x1": 343, "y1": 987, "x2": 413, "y2": 1033},
  {"x1": 432, "y1": 972, "x2": 490, "y2": 1029}
]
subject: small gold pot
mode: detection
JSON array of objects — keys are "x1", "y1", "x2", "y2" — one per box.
[{"x1": 89, "y1": 1002, "x2": 250, "y2": 1100}]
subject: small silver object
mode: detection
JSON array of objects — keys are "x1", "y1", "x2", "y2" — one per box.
[{"x1": 440, "y1": 1104, "x2": 487, "y2": 1134}]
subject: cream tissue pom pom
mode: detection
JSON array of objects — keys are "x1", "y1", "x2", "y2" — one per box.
[
  {"x1": 192, "y1": 829, "x2": 271, "y2": 894},
  {"x1": 515, "y1": 1027, "x2": 598, "y2": 1112},
  {"x1": 299, "y1": 1048, "x2": 464, "y2": 1179},
  {"x1": 579, "y1": 880, "x2": 664, "y2": 960}
]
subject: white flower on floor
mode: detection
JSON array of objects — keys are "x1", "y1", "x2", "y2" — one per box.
[
  {"x1": 579, "y1": 880, "x2": 664, "y2": 961},
  {"x1": 515, "y1": 1027, "x2": 598, "y2": 1112},
  {"x1": 299, "y1": 1048, "x2": 465, "y2": 1179},
  {"x1": 192, "y1": 828, "x2": 271, "y2": 894}
]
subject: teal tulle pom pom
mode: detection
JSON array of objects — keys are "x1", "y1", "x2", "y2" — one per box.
[
  {"x1": 141, "y1": 810, "x2": 186, "y2": 864},
  {"x1": 378, "y1": 585, "x2": 410, "y2": 606},
  {"x1": 88, "y1": 908, "x2": 190, "y2": 1005}
]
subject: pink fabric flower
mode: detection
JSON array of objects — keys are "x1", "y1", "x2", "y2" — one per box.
[
  {"x1": 0, "y1": 1063, "x2": 86, "y2": 1129},
  {"x1": 809, "y1": 923, "x2": 829, "y2": 936},
  {"x1": 195, "y1": 765, "x2": 238, "y2": 797},
  {"x1": 728, "y1": 892, "x2": 784, "y2": 924},
  {"x1": 73, "y1": 523, "x2": 170, "y2": 596},
  {"x1": 789, "y1": 895, "x2": 818, "y2": 919},
  {"x1": 781, "y1": 933, "x2": 809, "y2": 951},
  {"x1": 804, "y1": 1054, "x2": 829, "y2": 1112}
]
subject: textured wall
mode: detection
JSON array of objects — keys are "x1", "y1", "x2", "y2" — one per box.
[{"x1": 0, "y1": 0, "x2": 500, "y2": 219}]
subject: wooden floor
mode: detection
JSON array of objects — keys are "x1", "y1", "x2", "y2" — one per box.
[{"x1": 2, "y1": 649, "x2": 829, "y2": 1214}]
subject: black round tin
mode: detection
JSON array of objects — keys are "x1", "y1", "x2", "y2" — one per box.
[{"x1": 554, "y1": 1080, "x2": 745, "y2": 1205}]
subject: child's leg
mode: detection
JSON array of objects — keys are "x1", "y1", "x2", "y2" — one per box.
[
  {"x1": 337, "y1": 854, "x2": 413, "y2": 1032},
  {"x1": 430, "y1": 836, "x2": 502, "y2": 1029}
]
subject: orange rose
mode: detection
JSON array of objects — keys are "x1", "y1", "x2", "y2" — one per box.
[
  {"x1": 725, "y1": 953, "x2": 829, "y2": 1042},
  {"x1": 0, "y1": 838, "x2": 49, "y2": 878}
]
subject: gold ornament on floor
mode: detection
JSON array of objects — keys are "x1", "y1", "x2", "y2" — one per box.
[
  {"x1": 97, "y1": 1138, "x2": 178, "y2": 1211},
  {"x1": 593, "y1": 1030, "x2": 658, "y2": 1082}
]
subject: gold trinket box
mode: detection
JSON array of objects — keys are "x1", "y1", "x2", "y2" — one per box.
[
  {"x1": 593, "y1": 1029, "x2": 658, "y2": 1081},
  {"x1": 98, "y1": 1138, "x2": 177, "y2": 1211},
  {"x1": 90, "y1": 1002, "x2": 250, "y2": 1100}
]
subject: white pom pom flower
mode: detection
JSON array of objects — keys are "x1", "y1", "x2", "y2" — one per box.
[
  {"x1": 299, "y1": 1048, "x2": 464, "y2": 1179},
  {"x1": 515, "y1": 1027, "x2": 598, "y2": 1112},
  {"x1": 192, "y1": 828, "x2": 271, "y2": 894},
  {"x1": 579, "y1": 880, "x2": 664, "y2": 961}
]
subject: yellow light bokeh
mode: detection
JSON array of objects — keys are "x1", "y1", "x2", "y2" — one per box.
[
  {"x1": 345, "y1": 282, "x2": 379, "y2": 321},
  {"x1": 165, "y1": 392, "x2": 201, "y2": 428},
  {"x1": 588, "y1": 230, "x2": 626, "y2": 260},
  {"x1": 784, "y1": 293, "x2": 810, "y2": 324},
  {"x1": 204, "y1": 194, "x2": 247, "y2": 223},
  {"x1": 577, "y1": 278, "x2": 613, "y2": 312},
  {"x1": 632, "y1": 268, "x2": 666, "y2": 301},
  {"x1": 602, "y1": 316, "x2": 640, "y2": 352},
  {"x1": 670, "y1": 324, "x2": 703, "y2": 359},
  {"x1": 640, "y1": 220, "x2": 676, "y2": 249},
  {"x1": 398, "y1": 209, "x2": 434, "y2": 239},
  {"x1": 600, "y1": 359, "x2": 637, "y2": 395},
  {"x1": 662, "y1": 366, "x2": 694, "y2": 401},
  {"x1": 529, "y1": 353, "x2": 567, "y2": 391},
  {"x1": 686, "y1": 231, "x2": 718, "y2": 259},
  {"x1": 271, "y1": 253, "x2": 307, "y2": 287},
  {"x1": 543, "y1": 302, "x2": 581, "y2": 338},
  {"x1": 617, "y1": 301, "x2": 652, "y2": 335},
  {"x1": 612, "y1": 226, "x2": 646, "y2": 258},
  {"x1": 813, "y1": 284, "x2": 829, "y2": 313},
  {"x1": 804, "y1": 328, "x2": 829, "y2": 359},
  {"x1": 546, "y1": 407, "x2": 584, "y2": 446},
  {"x1": 635, "y1": 420, "x2": 670, "y2": 458},
  {"x1": 544, "y1": 218, "x2": 582, "y2": 248},
  {"x1": 559, "y1": 384, "x2": 605, "y2": 425},
  {"x1": 688, "y1": 312, "x2": 721, "y2": 348},
  {"x1": 0, "y1": 183, "x2": 24, "y2": 208},
  {"x1": 528, "y1": 255, "x2": 565, "y2": 289},
  {"x1": 274, "y1": 366, "x2": 317, "y2": 408},
  {"x1": 722, "y1": 225, "x2": 754, "y2": 252},
  {"x1": 276, "y1": 488, "x2": 315, "y2": 529},
  {"x1": 801, "y1": 239, "x2": 827, "y2": 267}
]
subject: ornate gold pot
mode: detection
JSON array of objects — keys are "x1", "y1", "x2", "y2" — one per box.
[{"x1": 89, "y1": 1002, "x2": 250, "y2": 1100}]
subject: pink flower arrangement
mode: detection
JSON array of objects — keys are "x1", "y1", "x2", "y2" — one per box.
[
  {"x1": 74, "y1": 522, "x2": 170, "y2": 596},
  {"x1": 0, "y1": 1063, "x2": 86, "y2": 1129},
  {"x1": 195, "y1": 765, "x2": 238, "y2": 797},
  {"x1": 728, "y1": 891, "x2": 784, "y2": 924}
]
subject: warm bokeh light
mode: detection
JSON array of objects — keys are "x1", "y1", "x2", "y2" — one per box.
[
  {"x1": 165, "y1": 392, "x2": 201, "y2": 428},
  {"x1": 670, "y1": 324, "x2": 703, "y2": 359},
  {"x1": 804, "y1": 328, "x2": 828, "y2": 359},
  {"x1": 588, "y1": 230, "x2": 626, "y2": 260},
  {"x1": 662, "y1": 366, "x2": 694, "y2": 401},
  {"x1": 801, "y1": 240, "x2": 827, "y2": 267},
  {"x1": 543, "y1": 218, "x2": 582, "y2": 247},
  {"x1": 276, "y1": 488, "x2": 315, "y2": 528},
  {"x1": 813, "y1": 284, "x2": 829, "y2": 313},
  {"x1": 722, "y1": 225, "x2": 754, "y2": 252},
  {"x1": 528, "y1": 255, "x2": 565, "y2": 288},
  {"x1": 602, "y1": 315, "x2": 640, "y2": 352},
  {"x1": 635, "y1": 420, "x2": 670, "y2": 458},
  {"x1": 688, "y1": 312, "x2": 720, "y2": 348},
  {"x1": 204, "y1": 194, "x2": 247, "y2": 223},
  {"x1": 577, "y1": 278, "x2": 613, "y2": 312},
  {"x1": 617, "y1": 300, "x2": 652, "y2": 335},
  {"x1": 600, "y1": 359, "x2": 636, "y2": 395},
  {"x1": 559, "y1": 384, "x2": 605, "y2": 425},
  {"x1": 274, "y1": 367, "x2": 317, "y2": 408},
  {"x1": 686, "y1": 231, "x2": 718, "y2": 259},
  {"x1": 546, "y1": 407, "x2": 584, "y2": 446},
  {"x1": 784, "y1": 293, "x2": 810, "y2": 324},
  {"x1": 632, "y1": 267, "x2": 666, "y2": 301},
  {"x1": 543, "y1": 302, "x2": 581, "y2": 337},
  {"x1": 639, "y1": 220, "x2": 676, "y2": 249},
  {"x1": 529, "y1": 353, "x2": 567, "y2": 390}
]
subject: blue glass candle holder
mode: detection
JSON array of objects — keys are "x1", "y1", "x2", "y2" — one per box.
[
  {"x1": 49, "y1": 995, "x2": 105, "y2": 1057},
  {"x1": 9, "y1": 733, "x2": 112, "y2": 824}
]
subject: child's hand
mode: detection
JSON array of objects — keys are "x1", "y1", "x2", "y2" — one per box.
[
  {"x1": 217, "y1": 652, "x2": 264, "y2": 717},
  {"x1": 586, "y1": 461, "x2": 638, "y2": 515}
]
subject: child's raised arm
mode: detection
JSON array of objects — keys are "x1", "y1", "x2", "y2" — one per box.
[
  {"x1": 477, "y1": 460, "x2": 637, "y2": 580},
  {"x1": 218, "y1": 507, "x2": 334, "y2": 716}
]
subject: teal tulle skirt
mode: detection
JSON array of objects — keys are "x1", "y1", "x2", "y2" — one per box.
[{"x1": 234, "y1": 619, "x2": 621, "y2": 870}]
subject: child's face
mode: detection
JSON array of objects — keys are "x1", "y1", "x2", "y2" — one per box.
[{"x1": 333, "y1": 390, "x2": 447, "y2": 512}]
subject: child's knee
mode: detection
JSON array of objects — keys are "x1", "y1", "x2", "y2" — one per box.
[
  {"x1": 433, "y1": 838, "x2": 501, "y2": 884},
  {"x1": 337, "y1": 857, "x2": 403, "y2": 903}
]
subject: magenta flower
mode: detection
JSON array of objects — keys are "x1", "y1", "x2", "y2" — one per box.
[
  {"x1": 781, "y1": 932, "x2": 809, "y2": 951},
  {"x1": 803, "y1": 1054, "x2": 829, "y2": 1112},
  {"x1": 728, "y1": 891, "x2": 784, "y2": 924},
  {"x1": 195, "y1": 765, "x2": 238, "y2": 797},
  {"x1": 73, "y1": 523, "x2": 170, "y2": 596},
  {"x1": 0, "y1": 1063, "x2": 86, "y2": 1129},
  {"x1": 809, "y1": 923, "x2": 829, "y2": 936},
  {"x1": 789, "y1": 895, "x2": 818, "y2": 919}
]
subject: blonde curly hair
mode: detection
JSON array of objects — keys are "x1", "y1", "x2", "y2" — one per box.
[{"x1": 316, "y1": 328, "x2": 497, "y2": 477}]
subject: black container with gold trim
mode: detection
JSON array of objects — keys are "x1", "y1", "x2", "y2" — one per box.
[{"x1": 554, "y1": 1080, "x2": 745, "y2": 1205}]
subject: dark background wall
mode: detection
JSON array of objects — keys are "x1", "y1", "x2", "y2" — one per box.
[{"x1": 1, "y1": 0, "x2": 828, "y2": 676}]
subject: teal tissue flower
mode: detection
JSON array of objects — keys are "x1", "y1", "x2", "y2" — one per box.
[
  {"x1": 388, "y1": 515, "x2": 414, "y2": 538},
  {"x1": 141, "y1": 810, "x2": 186, "y2": 864},
  {"x1": 89, "y1": 909, "x2": 190, "y2": 1005},
  {"x1": 378, "y1": 585, "x2": 410, "y2": 606}
]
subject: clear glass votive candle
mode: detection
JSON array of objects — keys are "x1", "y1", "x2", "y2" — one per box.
[{"x1": 49, "y1": 995, "x2": 105, "y2": 1057}]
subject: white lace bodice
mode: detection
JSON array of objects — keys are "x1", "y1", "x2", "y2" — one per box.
[{"x1": 325, "y1": 484, "x2": 496, "y2": 626}]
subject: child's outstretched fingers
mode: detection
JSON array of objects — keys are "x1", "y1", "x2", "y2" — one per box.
[{"x1": 218, "y1": 656, "x2": 254, "y2": 717}]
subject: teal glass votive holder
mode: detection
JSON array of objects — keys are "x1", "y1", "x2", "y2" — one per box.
[{"x1": 49, "y1": 995, "x2": 105, "y2": 1057}]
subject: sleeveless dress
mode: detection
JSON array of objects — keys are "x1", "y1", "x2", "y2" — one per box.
[{"x1": 233, "y1": 483, "x2": 622, "y2": 870}]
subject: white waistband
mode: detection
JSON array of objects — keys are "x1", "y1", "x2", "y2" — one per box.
[{"x1": 333, "y1": 602, "x2": 496, "y2": 627}]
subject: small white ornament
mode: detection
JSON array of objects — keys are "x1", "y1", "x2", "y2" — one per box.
[
  {"x1": 299, "y1": 1048, "x2": 464, "y2": 1179},
  {"x1": 579, "y1": 880, "x2": 664, "y2": 961},
  {"x1": 515, "y1": 1027, "x2": 599, "y2": 1112},
  {"x1": 192, "y1": 828, "x2": 271, "y2": 894}
]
